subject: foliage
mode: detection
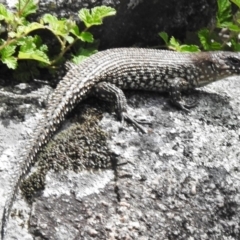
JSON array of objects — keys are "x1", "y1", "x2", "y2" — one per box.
[
  {"x1": 0, "y1": 0, "x2": 116, "y2": 80},
  {"x1": 159, "y1": 0, "x2": 240, "y2": 52},
  {"x1": 159, "y1": 32, "x2": 200, "y2": 52}
]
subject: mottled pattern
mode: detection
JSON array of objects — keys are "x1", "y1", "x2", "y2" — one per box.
[
  {"x1": 20, "y1": 107, "x2": 113, "y2": 202},
  {"x1": 2, "y1": 48, "x2": 240, "y2": 239}
]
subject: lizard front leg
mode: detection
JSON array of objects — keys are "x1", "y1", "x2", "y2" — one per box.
[
  {"x1": 168, "y1": 77, "x2": 197, "y2": 112},
  {"x1": 91, "y1": 82, "x2": 147, "y2": 133}
]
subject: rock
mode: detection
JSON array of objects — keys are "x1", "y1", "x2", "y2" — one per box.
[
  {"x1": 1, "y1": 1, "x2": 240, "y2": 239},
  {"x1": 5, "y1": 0, "x2": 217, "y2": 49},
  {"x1": 1, "y1": 76, "x2": 240, "y2": 239}
]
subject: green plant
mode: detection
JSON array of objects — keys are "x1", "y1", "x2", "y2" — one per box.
[
  {"x1": 159, "y1": 32, "x2": 200, "y2": 52},
  {"x1": 0, "y1": 0, "x2": 116, "y2": 80},
  {"x1": 159, "y1": 0, "x2": 240, "y2": 52}
]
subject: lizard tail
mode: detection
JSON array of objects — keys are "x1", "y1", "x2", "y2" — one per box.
[
  {"x1": 1, "y1": 117, "x2": 54, "y2": 239},
  {"x1": 1, "y1": 76, "x2": 95, "y2": 239}
]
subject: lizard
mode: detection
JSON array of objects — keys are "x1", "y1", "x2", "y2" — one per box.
[{"x1": 1, "y1": 48, "x2": 240, "y2": 239}]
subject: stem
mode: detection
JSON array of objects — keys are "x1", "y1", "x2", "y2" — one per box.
[
  {"x1": 17, "y1": 0, "x2": 31, "y2": 17},
  {"x1": 0, "y1": 25, "x2": 47, "y2": 51},
  {"x1": 0, "y1": 37, "x2": 20, "y2": 51},
  {"x1": 50, "y1": 27, "x2": 91, "y2": 65},
  {"x1": 50, "y1": 38, "x2": 78, "y2": 65}
]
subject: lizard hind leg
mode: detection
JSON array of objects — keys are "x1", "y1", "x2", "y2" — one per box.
[{"x1": 91, "y1": 82, "x2": 147, "y2": 133}]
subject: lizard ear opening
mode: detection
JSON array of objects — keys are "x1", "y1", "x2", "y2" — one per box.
[{"x1": 226, "y1": 57, "x2": 240, "y2": 67}]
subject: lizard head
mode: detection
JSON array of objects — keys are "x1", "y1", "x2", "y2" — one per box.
[{"x1": 213, "y1": 52, "x2": 240, "y2": 76}]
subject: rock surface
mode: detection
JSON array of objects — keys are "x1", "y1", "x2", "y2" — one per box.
[
  {"x1": 0, "y1": 1, "x2": 240, "y2": 239},
  {"x1": 0, "y1": 76, "x2": 240, "y2": 239},
  {"x1": 5, "y1": 0, "x2": 217, "y2": 49}
]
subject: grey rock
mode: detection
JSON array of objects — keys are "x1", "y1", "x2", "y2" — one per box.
[
  {"x1": 1, "y1": 1, "x2": 239, "y2": 239},
  {"x1": 1, "y1": 76, "x2": 240, "y2": 239}
]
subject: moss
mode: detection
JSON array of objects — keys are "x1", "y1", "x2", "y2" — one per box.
[{"x1": 21, "y1": 105, "x2": 114, "y2": 201}]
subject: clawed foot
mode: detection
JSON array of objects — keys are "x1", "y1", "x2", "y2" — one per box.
[
  {"x1": 121, "y1": 112, "x2": 148, "y2": 133},
  {"x1": 172, "y1": 98, "x2": 198, "y2": 113}
]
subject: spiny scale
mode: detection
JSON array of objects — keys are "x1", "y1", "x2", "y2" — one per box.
[{"x1": 2, "y1": 48, "x2": 240, "y2": 239}]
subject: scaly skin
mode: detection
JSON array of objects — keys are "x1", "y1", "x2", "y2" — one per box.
[{"x1": 2, "y1": 48, "x2": 240, "y2": 239}]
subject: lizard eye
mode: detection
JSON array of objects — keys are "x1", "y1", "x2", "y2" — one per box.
[{"x1": 227, "y1": 57, "x2": 240, "y2": 66}]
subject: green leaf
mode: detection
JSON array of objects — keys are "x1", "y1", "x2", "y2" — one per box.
[
  {"x1": 2, "y1": 56, "x2": 17, "y2": 69},
  {"x1": 39, "y1": 43, "x2": 48, "y2": 52},
  {"x1": 198, "y1": 28, "x2": 211, "y2": 50},
  {"x1": 0, "y1": 4, "x2": 6, "y2": 21},
  {"x1": 17, "y1": 16, "x2": 29, "y2": 26},
  {"x1": 0, "y1": 4, "x2": 14, "y2": 23},
  {"x1": 42, "y1": 14, "x2": 74, "y2": 37},
  {"x1": 79, "y1": 6, "x2": 116, "y2": 28},
  {"x1": 18, "y1": 50, "x2": 50, "y2": 63},
  {"x1": 79, "y1": 32, "x2": 94, "y2": 42},
  {"x1": 91, "y1": 6, "x2": 116, "y2": 22},
  {"x1": 230, "y1": 0, "x2": 240, "y2": 8},
  {"x1": 70, "y1": 25, "x2": 94, "y2": 42},
  {"x1": 8, "y1": 31, "x2": 16, "y2": 38},
  {"x1": 209, "y1": 42, "x2": 222, "y2": 50},
  {"x1": 72, "y1": 47, "x2": 97, "y2": 64},
  {"x1": 220, "y1": 22, "x2": 240, "y2": 31},
  {"x1": 65, "y1": 35, "x2": 74, "y2": 44},
  {"x1": 0, "y1": 38, "x2": 3, "y2": 45},
  {"x1": 15, "y1": 22, "x2": 44, "y2": 38},
  {"x1": 159, "y1": 32, "x2": 200, "y2": 52},
  {"x1": 231, "y1": 38, "x2": 240, "y2": 51},
  {"x1": 16, "y1": 0, "x2": 38, "y2": 17},
  {"x1": 179, "y1": 45, "x2": 200, "y2": 52},
  {"x1": 0, "y1": 44, "x2": 16, "y2": 58},
  {"x1": 0, "y1": 44, "x2": 17, "y2": 68},
  {"x1": 41, "y1": 13, "x2": 58, "y2": 24},
  {"x1": 16, "y1": 25, "x2": 25, "y2": 35},
  {"x1": 158, "y1": 32, "x2": 169, "y2": 45},
  {"x1": 32, "y1": 35, "x2": 48, "y2": 52},
  {"x1": 169, "y1": 36, "x2": 180, "y2": 47},
  {"x1": 23, "y1": 22, "x2": 45, "y2": 34},
  {"x1": 168, "y1": 36, "x2": 181, "y2": 51},
  {"x1": 217, "y1": 0, "x2": 232, "y2": 27},
  {"x1": 17, "y1": 36, "x2": 50, "y2": 64},
  {"x1": 70, "y1": 25, "x2": 80, "y2": 36},
  {"x1": 79, "y1": 9, "x2": 91, "y2": 27},
  {"x1": 198, "y1": 28, "x2": 222, "y2": 50}
]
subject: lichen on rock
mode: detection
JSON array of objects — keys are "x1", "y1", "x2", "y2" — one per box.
[{"x1": 20, "y1": 106, "x2": 114, "y2": 201}]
